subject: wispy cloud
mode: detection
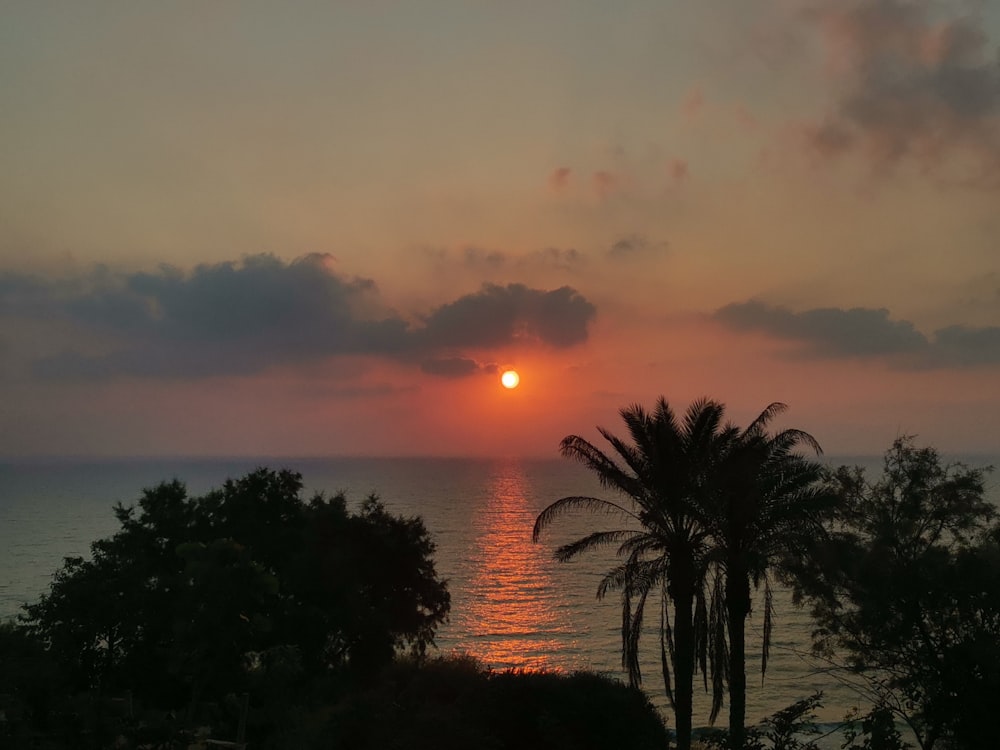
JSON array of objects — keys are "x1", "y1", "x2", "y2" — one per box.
[
  {"x1": 592, "y1": 169, "x2": 619, "y2": 199},
  {"x1": 425, "y1": 245, "x2": 586, "y2": 273},
  {"x1": 607, "y1": 234, "x2": 669, "y2": 261},
  {"x1": 548, "y1": 166, "x2": 572, "y2": 192}
]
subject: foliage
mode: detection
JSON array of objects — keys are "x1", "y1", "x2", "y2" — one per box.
[
  {"x1": 790, "y1": 437, "x2": 999, "y2": 750},
  {"x1": 702, "y1": 691, "x2": 824, "y2": 750},
  {"x1": 533, "y1": 396, "x2": 829, "y2": 750},
  {"x1": 308, "y1": 655, "x2": 670, "y2": 750},
  {"x1": 18, "y1": 468, "x2": 450, "y2": 745},
  {"x1": 842, "y1": 704, "x2": 911, "y2": 750},
  {"x1": 0, "y1": 619, "x2": 65, "y2": 746},
  {"x1": 533, "y1": 397, "x2": 728, "y2": 750},
  {"x1": 697, "y1": 404, "x2": 830, "y2": 748}
]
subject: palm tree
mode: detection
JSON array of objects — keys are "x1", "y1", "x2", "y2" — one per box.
[
  {"x1": 699, "y1": 403, "x2": 831, "y2": 749},
  {"x1": 532, "y1": 397, "x2": 732, "y2": 750}
]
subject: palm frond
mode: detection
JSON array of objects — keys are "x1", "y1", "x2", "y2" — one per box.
[
  {"x1": 708, "y1": 570, "x2": 729, "y2": 724},
  {"x1": 553, "y1": 529, "x2": 641, "y2": 562},
  {"x1": 762, "y1": 576, "x2": 775, "y2": 683},
  {"x1": 743, "y1": 402, "x2": 788, "y2": 436},
  {"x1": 532, "y1": 494, "x2": 639, "y2": 542},
  {"x1": 770, "y1": 427, "x2": 823, "y2": 456},
  {"x1": 660, "y1": 593, "x2": 677, "y2": 710},
  {"x1": 625, "y1": 584, "x2": 651, "y2": 686},
  {"x1": 560, "y1": 434, "x2": 645, "y2": 498},
  {"x1": 598, "y1": 564, "x2": 631, "y2": 599},
  {"x1": 694, "y1": 584, "x2": 709, "y2": 691}
]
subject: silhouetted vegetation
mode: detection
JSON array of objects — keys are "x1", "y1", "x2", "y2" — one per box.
[
  {"x1": 3, "y1": 467, "x2": 671, "y2": 749},
  {"x1": 534, "y1": 397, "x2": 1000, "y2": 750},
  {"x1": 533, "y1": 398, "x2": 831, "y2": 750},
  {"x1": 7, "y1": 468, "x2": 452, "y2": 747},
  {"x1": 5, "y1": 421, "x2": 999, "y2": 750},
  {"x1": 308, "y1": 655, "x2": 669, "y2": 750},
  {"x1": 791, "y1": 437, "x2": 999, "y2": 750},
  {"x1": 702, "y1": 691, "x2": 824, "y2": 750}
]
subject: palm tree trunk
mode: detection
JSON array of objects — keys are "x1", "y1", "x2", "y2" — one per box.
[
  {"x1": 726, "y1": 570, "x2": 751, "y2": 749},
  {"x1": 674, "y1": 597, "x2": 694, "y2": 750},
  {"x1": 673, "y1": 582, "x2": 695, "y2": 750}
]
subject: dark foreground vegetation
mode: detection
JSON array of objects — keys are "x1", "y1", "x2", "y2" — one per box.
[
  {"x1": 2, "y1": 395, "x2": 998, "y2": 750},
  {"x1": 0, "y1": 468, "x2": 667, "y2": 749},
  {"x1": 533, "y1": 398, "x2": 1000, "y2": 750}
]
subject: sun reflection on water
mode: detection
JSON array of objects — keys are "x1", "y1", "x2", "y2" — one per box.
[{"x1": 450, "y1": 460, "x2": 574, "y2": 671}]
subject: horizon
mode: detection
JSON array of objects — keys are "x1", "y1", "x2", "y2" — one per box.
[{"x1": 4, "y1": 447, "x2": 998, "y2": 464}]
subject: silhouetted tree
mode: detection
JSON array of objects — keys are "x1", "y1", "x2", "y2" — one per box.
[
  {"x1": 0, "y1": 620, "x2": 69, "y2": 745},
  {"x1": 533, "y1": 397, "x2": 731, "y2": 750},
  {"x1": 698, "y1": 404, "x2": 830, "y2": 748},
  {"x1": 533, "y1": 398, "x2": 830, "y2": 749},
  {"x1": 791, "y1": 438, "x2": 999, "y2": 750},
  {"x1": 22, "y1": 468, "x2": 451, "y2": 733}
]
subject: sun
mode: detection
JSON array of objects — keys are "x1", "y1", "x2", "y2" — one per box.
[{"x1": 500, "y1": 369, "x2": 520, "y2": 389}]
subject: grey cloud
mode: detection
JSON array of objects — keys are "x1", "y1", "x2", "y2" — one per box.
[
  {"x1": 462, "y1": 247, "x2": 507, "y2": 269},
  {"x1": 4, "y1": 255, "x2": 596, "y2": 380},
  {"x1": 715, "y1": 300, "x2": 1000, "y2": 368},
  {"x1": 716, "y1": 301, "x2": 927, "y2": 355},
  {"x1": 930, "y1": 325, "x2": 1000, "y2": 366},
  {"x1": 801, "y1": 0, "x2": 1000, "y2": 185},
  {"x1": 421, "y1": 283, "x2": 596, "y2": 349},
  {"x1": 419, "y1": 357, "x2": 485, "y2": 378}
]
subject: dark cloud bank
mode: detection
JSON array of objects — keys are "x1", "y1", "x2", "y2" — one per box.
[
  {"x1": 716, "y1": 300, "x2": 1000, "y2": 368},
  {"x1": 1, "y1": 254, "x2": 596, "y2": 380}
]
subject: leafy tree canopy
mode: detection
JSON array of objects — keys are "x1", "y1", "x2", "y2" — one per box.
[
  {"x1": 20, "y1": 468, "x2": 451, "y2": 719},
  {"x1": 790, "y1": 437, "x2": 999, "y2": 750}
]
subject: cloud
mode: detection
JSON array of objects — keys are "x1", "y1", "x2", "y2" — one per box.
[
  {"x1": 592, "y1": 170, "x2": 618, "y2": 199},
  {"x1": 681, "y1": 87, "x2": 706, "y2": 120},
  {"x1": 419, "y1": 357, "x2": 487, "y2": 378},
  {"x1": 548, "y1": 167, "x2": 572, "y2": 192},
  {"x1": 420, "y1": 283, "x2": 596, "y2": 349},
  {"x1": 668, "y1": 158, "x2": 690, "y2": 184},
  {"x1": 715, "y1": 300, "x2": 1000, "y2": 368},
  {"x1": 462, "y1": 247, "x2": 507, "y2": 269},
  {"x1": 800, "y1": 0, "x2": 1000, "y2": 186},
  {"x1": 524, "y1": 247, "x2": 585, "y2": 271},
  {"x1": 462, "y1": 245, "x2": 584, "y2": 272},
  {"x1": 423, "y1": 245, "x2": 585, "y2": 273},
  {"x1": 931, "y1": 325, "x2": 1000, "y2": 367},
  {"x1": 2, "y1": 255, "x2": 597, "y2": 380},
  {"x1": 607, "y1": 234, "x2": 669, "y2": 260}
]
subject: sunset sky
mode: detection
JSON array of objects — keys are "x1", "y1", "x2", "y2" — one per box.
[{"x1": 2, "y1": 1, "x2": 999, "y2": 458}]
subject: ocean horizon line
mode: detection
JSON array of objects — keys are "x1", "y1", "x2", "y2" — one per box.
[{"x1": 2, "y1": 450, "x2": 998, "y2": 464}]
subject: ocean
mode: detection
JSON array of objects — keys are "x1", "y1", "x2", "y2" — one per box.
[{"x1": 2, "y1": 454, "x2": 997, "y2": 744}]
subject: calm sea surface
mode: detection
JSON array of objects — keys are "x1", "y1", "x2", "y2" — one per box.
[{"x1": 2, "y1": 454, "x2": 997, "y2": 741}]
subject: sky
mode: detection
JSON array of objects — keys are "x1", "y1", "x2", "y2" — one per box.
[{"x1": 2, "y1": 0, "x2": 999, "y2": 458}]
